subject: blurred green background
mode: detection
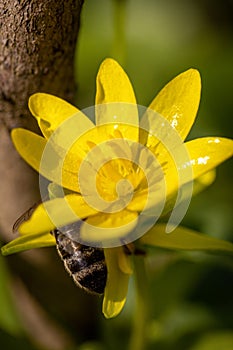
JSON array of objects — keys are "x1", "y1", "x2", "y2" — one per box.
[{"x1": 1, "y1": 0, "x2": 233, "y2": 349}]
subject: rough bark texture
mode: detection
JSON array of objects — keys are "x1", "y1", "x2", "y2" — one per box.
[
  {"x1": 0, "y1": 2, "x2": 97, "y2": 348},
  {"x1": 0, "y1": 0, "x2": 83, "y2": 128},
  {"x1": 0, "y1": 0, "x2": 84, "y2": 239}
]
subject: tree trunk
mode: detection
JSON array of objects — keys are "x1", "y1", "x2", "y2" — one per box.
[
  {"x1": 0, "y1": 2, "x2": 96, "y2": 349},
  {"x1": 0, "y1": 0, "x2": 84, "y2": 239}
]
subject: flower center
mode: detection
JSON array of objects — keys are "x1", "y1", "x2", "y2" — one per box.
[
  {"x1": 95, "y1": 158, "x2": 148, "y2": 213},
  {"x1": 75, "y1": 125, "x2": 164, "y2": 216},
  {"x1": 116, "y1": 178, "x2": 134, "y2": 201}
]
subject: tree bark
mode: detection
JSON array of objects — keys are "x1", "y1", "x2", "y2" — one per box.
[
  {"x1": 0, "y1": 2, "x2": 102, "y2": 349},
  {"x1": 0, "y1": 0, "x2": 84, "y2": 239}
]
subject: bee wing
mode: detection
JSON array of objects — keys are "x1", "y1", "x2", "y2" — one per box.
[{"x1": 13, "y1": 201, "x2": 41, "y2": 233}]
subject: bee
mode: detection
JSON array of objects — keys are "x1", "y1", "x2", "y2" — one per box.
[
  {"x1": 50, "y1": 224, "x2": 107, "y2": 295},
  {"x1": 13, "y1": 203, "x2": 145, "y2": 295},
  {"x1": 13, "y1": 203, "x2": 107, "y2": 295}
]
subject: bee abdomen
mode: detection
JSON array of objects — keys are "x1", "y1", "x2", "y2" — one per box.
[
  {"x1": 52, "y1": 230, "x2": 107, "y2": 295},
  {"x1": 64, "y1": 246, "x2": 107, "y2": 294},
  {"x1": 72, "y1": 261, "x2": 107, "y2": 295}
]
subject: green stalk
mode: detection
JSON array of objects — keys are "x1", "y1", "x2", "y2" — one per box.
[
  {"x1": 112, "y1": 0, "x2": 127, "y2": 65},
  {"x1": 129, "y1": 256, "x2": 149, "y2": 350}
]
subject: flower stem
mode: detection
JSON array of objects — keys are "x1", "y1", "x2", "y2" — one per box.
[
  {"x1": 112, "y1": 0, "x2": 127, "y2": 65},
  {"x1": 129, "y1": 256, "x2": 149, "y2": 350}
]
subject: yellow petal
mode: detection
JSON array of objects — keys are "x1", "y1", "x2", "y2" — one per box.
[
  {"x1": 103, "y1": 247, "x2": 130, "y2": 318},
  {"x1": 127, "y1": 190, "x2": 148, "y2": 211},
  {"x1": 95, "y1": 58, "x2": 138, "y2": 141},
  {"x1": 139, "y1": 111, "x2": 193, "y2": 208},
  {"x1": 148, "y1": 69, "x2": 201, "y2": 141},
  {"x1": 80, "y1": 211, "x2": 138, "y2": 247},
  {"x1": 1, "y1": 233, "x2": 55, "y2": 256},
  {"x1": 19, "y1": 195, "x2": 97, "y2": 236},
  {"x1": 139, "y1": 224, "x2": 233, "y2": 254},
  {"x1": 162, "y1": 137, "x2": 232, "y2": 214},
  {"x1": 161, "y1": 136, "x2": 232, "y2": 225},
  {"x1": 161, "y1": 137, "x2": 231, "y2": 218},
  {"x1": 11, "y1": 128, "x2": 80, "y2": 192},
  {"x1": 96, "y1": 58, "x2": 137, "y2": 106},
  {"x1": 180, "y1": 137, "x2": 233, "y2": 181},
  {"x1": 117, "y1": 246, "x2": 133, "y2": 274},
  {"x1": 29, "y1": 93, "x2": 93, "y2": 139},
  {"x1": 11, "y1": 128, "x2": 46, "y2": 172}
]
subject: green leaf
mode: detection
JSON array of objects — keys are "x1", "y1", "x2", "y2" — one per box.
[
  {"x1": 1, "y1": 233, "x2": 56, "y2": 256},
  {"x1": 139, "y1": 224, "x2": 233, "y2": 254}
]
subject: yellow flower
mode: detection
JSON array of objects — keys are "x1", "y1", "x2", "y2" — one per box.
[{"x1": 2, "y1": 59, "x2": 233, "y2": 319}]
